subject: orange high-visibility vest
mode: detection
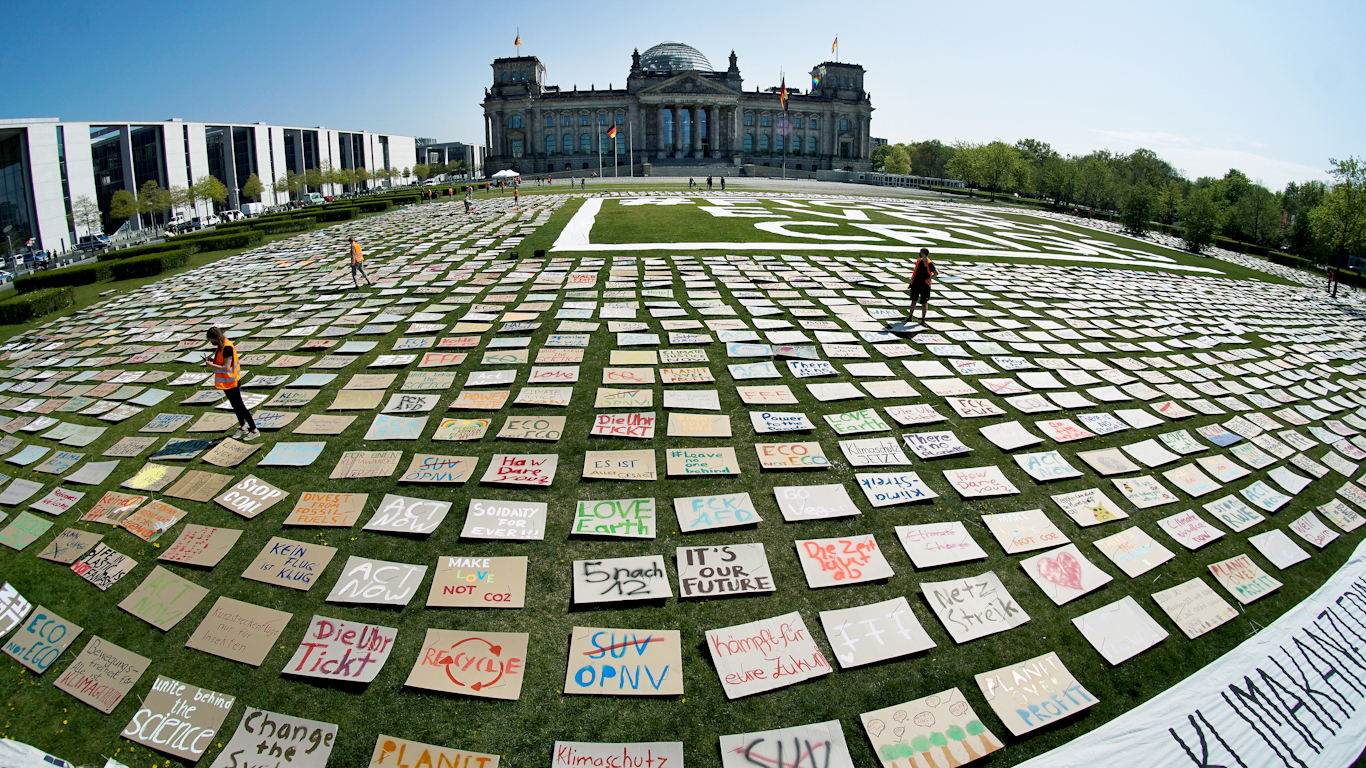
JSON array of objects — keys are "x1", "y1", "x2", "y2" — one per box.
[
  {"x1": 351, "y1": 242, "x2": 363, "y2": 263},
  {"x1": 913, "y1": 256, "x2": 935, "y2": 285},
  {"x1": 213, "y1": 341, "x2": 241, "y2": 390}
]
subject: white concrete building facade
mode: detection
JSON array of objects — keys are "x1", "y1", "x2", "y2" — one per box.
[{"x1": 0, "y1": 118, "x2": 417, "y2": 252}]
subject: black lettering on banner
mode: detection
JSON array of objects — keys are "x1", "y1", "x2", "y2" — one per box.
[
  {"x1": 1222, "y1": 682, "x2": 1307, "y2": 768},
  {"x1": 1169, "y1": 710, "x2": 1247, "y2": 768},
  {"x1": 1291, "y1": 635, "x2": 1361, "y2": 705},
  {"x1": 1270, "y1": 648, "x2": 1345, "y2": 729},
  {"x1": 1254, "y1": 668, "x2": 1322, "y2": 752},
  {"x1": 1312, "y1": 611, "x2": 1366, "y2": 674}
]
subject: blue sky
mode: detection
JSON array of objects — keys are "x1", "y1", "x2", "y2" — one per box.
[{"x1": 3, "y1": 0, "x2": 1360, "y2": 189}]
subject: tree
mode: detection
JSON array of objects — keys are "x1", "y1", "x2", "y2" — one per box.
[
  {"x1": 140, "y1": 181, "x2": 171, "y2": 229},
  {"x1": 451, "y1": 160, "x2": 468, "y2": 180},
  {"x1": 909, "y1": 139, "x2": 955, "y2": 180},
  {"x1": 1221, "y1": 168, "x2": 1252, "y2": 208},
  {"x1": 1156, "y1": 180, "x2": 1185, "y2": 224},
  {"x1": 1120, "y1": 184, "x2": 1159, "y2": 235},
  {"x1": 169, "y1": 185, "x2": 191, "y2": 218},
  {"x1": 413, "y1": 163, "x2": 432, "y2": 182},
  {"x1": 927, "y1": 732, "x2": 956, "y2": 768},
  {"x1": 945, "y1": 725, "x2": 979, "y2": 761},
  {"x1": 1310, "y1": 156, "x2": 1366, "y2": 264},
  {"x1": 356, "y1": 167, "x2": 371, "y2": 189},
  {"x1": 884, "y1": 145, "x2": 912, "y2": 175},
  {"x1": 945, "y1": 142, "x2": 982, "y2": 190},
  {"x1": 1038, "y1": 156, "x2": 1077, "y2": 205},
  {"x1": 870, "y1": 143, "x2": 893, "y2": 172},
  {"x1": 1074, "y1": 157, "x2": 1114, "y2": 210},
  {"x1": 1180, "y1": 185, "x2": 1228, "y2": 252},
  {"x1": 241, "y1": 173, "x2": 265, "y2": 202},
  {"x1": 402, "y1": 167, "x2": 411, "y2": 185},
  {"x1": 72, "y1": 195, "x2": 102, "y2": 237},
  {"x1": 908, "y1": 735, "x2": 937, "y2": 768},
  {"x1": 193, "y1": 175, "x2": 227, "y2": 214},
  {"x1": 109, "y1": 188, "x2": 139, "y2": 224},
  {"x1": 1231, "y1": 185, "x2": 1281, "y2": 246},
  {"x1": 1014, "y1": 138, "x2": 1057, "y2": 167}
]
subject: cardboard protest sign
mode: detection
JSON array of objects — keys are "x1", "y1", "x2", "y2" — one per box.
[
  {"x1": 666, "y1": 412, "x2": 731, "y2": 437},
  {"x1": 982, "y1": 509, "x2": 1069, "y2": 554},
  {"x1": 159, "y1": 524, "x2": 242, "y2": 567},
  {"x1": 1288, "y1": 510, "x2": 1339, "y2": 549},
  {"x1": 284, "y1": 492, "x2": 368, "y2": 527},
  {"x1": 0, "y1": 511, "x2": 51, "y2": 550},
  {"x1": 1157, "y1": 508, "x2": 1225, "y2": 550},
  {"x1": 749, "y1": 411, "x2": 816, "y2": 433},
  {"x1": 756, "y1": 441, "x2": 830, "y2": 469},
  {"x1": 592, "y1": 412, "x2": 656, "y2": 439},
  {"x1": 120, "y1": 499, "x2": 188, "y2": 542},
  {"x1": 258, "y1": 441, "x2": 325, "y2": 467},
  {"x1": 372, "y1": 736, "x2": 501, "y2": 768},
  {"x1": 719, "y1": 721, "x2": 853, "y2": 768},
  {"x1": 665, "y1": 447, "x2": 740, "y2": 476},
  {"x1": 1076, "y1": 447, "x2": 1142, "y2": 476},
  {"x1": 796, "y1": 534, "x2": 894, "y2": 587},
  {"x1": 1019, "y1": 544, "x2": 1113, "y2": 605},
  {"x1": 1013, "y1": 450, "x2": 1082, "y2": 482},
  {"x1": 1071, "y1": 596, "x2": 1169, "y2": 666},
  {"x1": 405, "y1": 629, "x2": 528, "y2": 700},
  {"x1": 563, "y1": 627, "x2": 683, "y2": 695},
  {"x1": 942, "y1": 466, "x2": 1020, "y2": 497},
  {"x1": 36, "y1": 528, "x2": 102, "y2": 564},
  {"x1": 737, "y1": 384, "x2": 798, "y2": 404},
  {"x1": 480, "y1": 453, "x2": 558, "y2": 486},
  {"x1": 1152, "y1": 577, "x2": 1239, "y2": 639},
  {"x1": 920, "y1": 571, "x2": 1030, "y2": 643},
  {"x1": 498, "y1": 415, "x2": 566, "y2": 441},
  {"x1": 573, "y1": 556, "x2": 672, "y2": 604},
  {"x1": 0, "y1": 477, "x2": 44, "y2": 506},
  {"x1": 573, "y1": 497, "x2": 656, "y2": 537},
  {"x1": 819, "y1": 596, "x2": 935, "y2": 669},
  {"x1": 1092, "y1": 526, "x2": 1174, "y2": 577},
  {"x1": 773, "y1": 483, "x2": 859, "y2": 521},
  {"x1": 433, "y1": 417, "x2": 492, "y2": 440},
  {"x1": 706, "y1": 611, "x2": 831, "y2": 699},
  {"x1": 54, "y1": 636, "x2": 150, "y2": 713},
  {"x1": 118, "y1": 566, "x2": 209, "y2": 631},
  {"x1": 214, "y1": 475, "x2": 287, "y2": 519},
  {"x1": 583, "y1": 449, "x2": 658, "y2": 481},
  {"x1": 896, "y1": 522, "x2": 988, "y2": 568},
  {"x1": 975, "y1": 652, "x2": 1097, "y2": 736},
  {"x1": 208, "y1": 708, "x2": 336, "y2": 768},
  {"x1": 330, "y1": 450, "x2": 402, "y2": 479},
  {"x1": 294, "y1": 414, "x2": 357, "y2": 435},
  {"x1": 426, "y1": 556, "x2": 528, "y2": 608},
  {"x1": 552, "y1": 742, "x2": 677, "y2": 768},
  {"x1": 462, "y1": 498, "x2": 547, "y2": 540},
  {"x1": 185, "y1": 596, "x2": 292, "y2": 667},
  {"x1": 855, "y1": 471, "x2": 939, "y2": 507},
  {"x1": 0, "y1": 582, "x2": 31, "y2": 637},
  {"x1": 121, "y1": 462, "x2": 184, "y2": 491},
  {"x1": 2, "y1": 604, "x2": 81, "y2": 673},
  {"x1": 1248, "y1": 528, "x2": 1311, "y2": 569},
  {"x1": 122, "y1": 675, "x2": 236, "y2": 762},
  {"x1": 860, "y1": 688, "x2": 1002, "y2": 768},
  {"x1": 242, "y1": 537, "x2": 337, "y2": 591},
  {"x1": 162, "y1": 470, "x2": 233, "y2": 503},
  {"x1": 1051, "y1": 487, "x2": 1129, "y2": 526},
  {"x1": 1208, "y1": 553, "x2": 1282, "y2": 604},
  {"x1": 673, "y1": 492, "x2": 760, "y2": 532},
  {"x1": 326, "y1": 556, "x2": 427, "y2": 607},
  {"x1": 71, "y1": 543, "x2": 137, "y2": 590},
  {"x1": 1203, "y1": 493, "x2": 1266, "y2": 532},
  {"x1": 363, "y1": 494, "x2": 452, "y2": 535},
  {"x1": 676, "y1": 544, "x2": 773, "y2": 598}
]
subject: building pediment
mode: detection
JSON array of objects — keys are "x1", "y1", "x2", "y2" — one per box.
[{"x1": 636, "y1": 73, "x2": 739, "y2": 97}]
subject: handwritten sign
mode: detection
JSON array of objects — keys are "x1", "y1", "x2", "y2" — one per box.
[
  {"x1": 903, "y1": 431, "x2": 973, "y2": 460},
  {"x1": 707, "y1": 612, "x2": 830, "y2": 699},
  {"x1": 242, "y1": 536, "x2": 337, "y2": 591},
  {"x1": 36, "y1": 528, "x2": 102, "y2": 564},
  {"x1": 117, "y1": 566, "x2": 208, "y2": 630},
  {"x1": 0, "y1": 511, "x2": 52, "y2": 550},
  {"x1": 449, "y1": 390, "x2": 510, "y2": 410},
  {"x1": 896, "y1": 522, "x2": 989, "y2": 568},
  {"x1": 1019, "y1": 543, "x2": 1113, "y2": 605},
  {"x1": 1208, "y1": 553, "x2": 1282, "y2": 604},
  {"x1": 405, "y1": 629, "x2": 528, "y2": 700},
  {"x1": 573, "y1": 497, "x2": 655, "y2": 538},
  {"x1": 942, "y1": 466, "x2": 1020, "y2": 498},
  {"x1": 573, "y1": 555, "x2": 672, "y2": 604},
  {"x1": 372, "y1": 736, "x2": 500, "y2": 768},
  {"x1": 563, "y1": 626, "x2": 683, "y2": 696},
  {"x1": 737, "y1": 385, "x2": 798, "y2": 404},
  {"x1": 120, "y1": 499, "x2": 188, "y2": 542},
  {"x1": 285, "y1": 492, "x2": 368, "y2": 527},
  {"x1": 159, "y1": 524, "x2": 242, "y2": 567},
  {"x1": 122, "y1": 675, "x2": 236, "y2": 762},
  {"x1": 1093, "y1": 526, "x2": 1174, "y2": 577},
  {"x1": 773, "y1": 483, "x2": 859, "y2": 521},
  {"x1": 326, "y1": 556, "x2": 427, "y2": 607},
  {"x1": 756, "y1": 441, "x2": 830, "y2": 469},
  {"x1": 796, "y1": 534, "x2": 894, "y2": 587},
  {"x1": 3, "y1": 604, "x2": 81, "y2": 674},
  {"x1": 860, "y1": 688, "x2": 1002, "y2": 768},
  {"x1": 462, "y1": 498, "x2": 547, "y2": 540},
  {"x1": 55, "y1": 636, "x2": 150, "y2": 713},
  {"x1": 583, "y1": 449, "x2": 658, "y2": 481},
  {"x1": 666, "y1": 447, "x2": 740, "y2": 476},
  {"x1": 673, "y1": 492, "x2": 761, "y2": 532},
  {"x1": 856, "y1": 471, "x2": 939, "y2": 507},
  {"x1": 719, "y1": 721, "x2": 853, "y2": 768},
  {"x1": 1152, "y1": 576, "x2": 1239, "y2": 639},
  {"x1": 981, "y1": 509, "x2": 1068, "y2": 555},
  {"x1": 818, "y1": 596, "x2": 935, "y2": 669},
  {"x1": 1051, "y1": 487, "x2": 1129, "y2": 526},
  {"x1": 749, "y1": 411, "x2": 815, "y2": 433},
  {"x1": 975, "y1": 652, "x2": 1097, "y2": 736},
  {"x1": 208, "y1": 708, "x2": 335, "y2": 768},
  {"x1": 426, "y1": 556, "x2": 528, "y2": 608},
  {"x1": 553, "y1": 743, "x2": 677, "y2": 768},
  {"x1": 213, "y1": 475, "x2": 287, "y2": 519},
  {"x1": 71, "y1": 543, "x2": 137, "y2": 590},
  {"x1": 676, "y1": 544, "x2": 774, "y2": 598},
  {"x1": 840, "y1": 437, "x2": 911, "y2": 467},
  {"x1": 920, "y1": 571, "x2": 1030, "y2": 644},
  {"x1": 480, "y1": 453, "x2": 558, "y2": 486},
  {"x1": 433, "y1": 417, "x2": 491, "y2": 440}
]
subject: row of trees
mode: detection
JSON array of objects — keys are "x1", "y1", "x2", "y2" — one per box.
[
  {"x1": 871, "y1": 138, "x2": 1366, "y2": 264},
  {"x1": 271, "y1": 160, "x2": 467, "y2": 200},
  {"x1": 106, "y1": 175, "x2": 245, "y2": 231}
]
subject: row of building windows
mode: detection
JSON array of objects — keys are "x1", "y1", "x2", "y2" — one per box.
[
  {"x1": 501, "y1": 70, "x2": 533, "y2": 82},
  {"x1": 513, "y1": 132, "x2": 837, "y2": 157},
  {"x1": 510, "y1": 113, "x2": 855, "y2": 132}
]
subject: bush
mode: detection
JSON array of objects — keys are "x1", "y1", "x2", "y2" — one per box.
[
  {"x1": 356, "y1": 200, "x2": 392, "y2": 214},
  {"x1": 0, "y1": 287, "x2": 74, "y2": 325},
  {"x1": 109, "y1": 250, "x2": 192, "y2": 281},
  {"x1": 14, "y1": 263, "x2": 112, "y2": 293},
  {"x1": 184, "y1": 231, "x2": 265, "y2": 253},
  {"x1": 313, "y1": 207, "x2": 357, "y2": 222},
  {"x1": 251, "y1": 218, "x2": 315, "y2": 235},
  {"x1": 390, "y1": 196, "x2": 419, "y2": 206},
  {"x1": 98, "y1": 241, "x2": 193, "y2": 261}
]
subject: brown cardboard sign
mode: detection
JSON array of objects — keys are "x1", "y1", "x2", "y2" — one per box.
[
  {"x1": 121, "y1": 675, "x2": 236, "y2": 762},
  {"x1": 55, "y1": 635, "x2": 151, "y2": 713},
  {"x1": 185, "y1": 596, "x2": 293, "y2": 666},
  {"x1": 330, "y1": 450, "x2": 402, "y2": 479},
  {"x1": 284, "y1": 492, "x2": 369, "y2": 527},
  {"x1": 120, "y1": 462, "x2": 184, "y2": 492},
  {"x1": 159, "y1": 524, "x2": 242, "y2": 567},
  {"x1": 325, "y1": 556, "x2": 428, "y2": 606},
  {"x1": 284, "y1": 615, "x2": 398, "y2": 684},
  {"x1": 242, "y1": 536, "x2": 338, "y2": 591},
  {"x1": 214, "y1": 475, "x2": 288, "y2": 519},
  {"x1": 118, "y1": 566, "x2": 209, "y2": 631},
  {"x1": 426, "y1": 556, "x2": 528, "y2": 608},
  {"x1": 404, "y1": 628, "x2": 529, "y2": 700},
  {"x1": 294, "y1": 414, "x2": 357, "y2": 435},
  {"x1": 201, "y1": 438, "x2": 262, "y2": 467},
  {"x1": 399, "y1": 454, "x2": 479, "y2": 483},
  {"x1": 369, "y1": 735, "x2": 499, "y2": 768},
  {"x1": 163, "y1": 470, "x2": 234, "y2": 502},
  {"x1": 563, "y1": 627, "x2": 684, "y2": 696},
  {"x1": 120, "y1": 499, "x2": 189, "y2": 542},
  {"x1": 36, "y1": 528, "x2": 103, "y2": 564},
  {"x1": 2, "y1": 604, "x2": 82, "y2": 674},
  {"x1": 71, "y1": 543, "x2": 137, "y2": 590},
  {"x1": 329, "y1": 390, "x2": 384, "y2": 410},
  {"x1": 208, "y1": 708, "x2": 337, "y2": 768}
]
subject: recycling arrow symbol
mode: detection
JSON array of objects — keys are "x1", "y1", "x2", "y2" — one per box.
[{"x1": 437, "y1": 636, "x2": 504, "y2": 691}]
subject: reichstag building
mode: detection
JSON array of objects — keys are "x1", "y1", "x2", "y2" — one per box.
[{"x1": 481, "y1": 42, "x2": 874, "y2": 176}]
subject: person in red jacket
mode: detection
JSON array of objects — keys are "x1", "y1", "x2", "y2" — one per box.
[{"x1": 909, "y1": 247, "x2": 938, "y2": 325}]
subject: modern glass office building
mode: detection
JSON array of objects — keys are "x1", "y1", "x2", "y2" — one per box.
[{"x1": 0, "y1": 118, "x2": 417, "y2": 253}]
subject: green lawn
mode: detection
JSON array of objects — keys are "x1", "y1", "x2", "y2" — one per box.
[{"x1": 0, "y1": 187, "x2": 1358, "y2": 768}]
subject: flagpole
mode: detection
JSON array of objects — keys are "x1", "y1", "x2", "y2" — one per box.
[
  {"x1": 598, "y1": 131, "x2": 602, "y2": 180},
  {"x1": 629, "y1": 120, "x2": 634, "y2": 178},
  {"x1": 614, "y1": 130, "x2": 619, "y2": 178},
  {"x1": 516, "y1": 27, "x2": 520, "y2": 56}
]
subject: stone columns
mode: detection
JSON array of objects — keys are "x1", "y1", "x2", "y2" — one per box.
[
  {"x1": 658, "y1": 105, "x2": 667, "y2": 154},
  {"x1": 708, "y1": 106, "x2": 718, "y2": 157},
  {"x1": 673, "y1": 105, "x2": 683, "y2": 156}
]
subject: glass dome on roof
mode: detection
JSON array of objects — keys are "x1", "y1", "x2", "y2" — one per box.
[{"x1": 640, "y1": 41, "x2": 713, "y2": 72}]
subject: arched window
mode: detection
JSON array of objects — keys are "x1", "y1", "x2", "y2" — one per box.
[
  {"x1": 808, "y1": 136, "x2": 817, "y2": 154},
  {"x1": 839, "y1": 118, "x2": 851, "y2": 131},
  {"x1": 521, "y1": 71, "x2": 528, "y2": 81},
  {"x1": 744, "y1": 113, "x2": 754, "y2": 126},
  {"x1": 508, "y1": 115, "x2": 524, "y2": 129},
  {"x1": 580, "y1": 133, "x2": 591, "y2": 153},
  {"x1": 759, "y1": 134, "x2": 769, "y2": 153},
  {"x1": 761, "y1": 114, "x2": 770, "y2": 127},
  {"x1": 502, "y1": 73, "x2": 509, "y2": 82},
  {"x1": 546, "y1": 135, "x2": 556, "y2": 154},
  {"x1": 744, "y1": 133, "x2": 753, "y2": 152},
  {"x1": 545, "y1": 115, "x2": 555, "y2": 128},
  {"x1": 563, "y1": 133, "x2": 573, "y2": 154}
]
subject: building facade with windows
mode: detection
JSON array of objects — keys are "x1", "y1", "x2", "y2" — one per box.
[
  {"x1": 415, "y1": 139, "x2": 486, "y2": 179},
  {"x1": 481, "y1": 42, "x2": 874, "y2": 176},
  {"x1": 0, "y1": 117, "x2": 416, "y2": 253}
]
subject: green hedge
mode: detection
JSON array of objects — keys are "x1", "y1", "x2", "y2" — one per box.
[
  {"x1": 182, "y1": 231, "x2": 266, "y2": 253},
  {"x1": 1268, "y1": 251, "x2": 1318, "y2": 272},
  {"x1": 109, "y1": 250, "x2": 192, "y2": 281},
  {"x1": 97, "y1": 242, "x2": 194, "y2": 262},
  {"x1": 356, "y1": 200, "x2": 392, "y2": 214},
  {"x1": 0, "y1": 287, "x2": 74, "y2": 325},
  {"x1": 14, "y1": 263, "x2": 112, "y2": 293},
  {"x1": 251, "y1": 218, "x2": 315, "y2": 235},
  {"x1": 312, "y1": 207, "x2": 357, "y2": 222}
]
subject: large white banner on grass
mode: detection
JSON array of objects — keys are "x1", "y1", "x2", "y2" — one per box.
[{"x1": 1020, "y1": 539, "x2": 1366, "y2": 768}]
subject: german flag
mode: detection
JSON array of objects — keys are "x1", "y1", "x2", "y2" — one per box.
[
  {"x1": 780, "y1": 74, "x2": 787, "y2": 112},
  {"x1": 515, "y1": 31, "x2": 521, "y2": 47},
  {"x1": 607, "y1": 125, "x2": 617, "y2": 139}
]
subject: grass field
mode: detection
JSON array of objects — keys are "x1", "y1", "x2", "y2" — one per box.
[{"x1": 0, "y1": 185, "x2": 1360, "y2": 768}]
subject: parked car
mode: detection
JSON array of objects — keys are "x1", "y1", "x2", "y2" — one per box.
[
  {"x1": 301, "y1": 193, "x2": 324, "y2": 205},
  {"x1": 75, "y1": 234, "x2": 111, "y2": 253},
  {"x1": 219, "y1": 210, "x2": 244, "y2": 223},
  {"x1": 0, "y1": 271, "x2": 12, "y2": 284},
  {"x1": 241, "y1": 202, "x2": 266, "y2": 218}
]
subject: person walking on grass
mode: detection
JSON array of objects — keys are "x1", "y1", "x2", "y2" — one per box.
[
  {"x1": 464, "y1": 191, "x2": 472, "y2": 214},
  {"x1": 909, "y1": 247, "x2": 938, "y2": 325},
  {"x1": 202, "y1": 327, "x2": 259, "y2": 441},
  {"x1": 350, "y1": 237, "x2": 371, "y2": 287}
]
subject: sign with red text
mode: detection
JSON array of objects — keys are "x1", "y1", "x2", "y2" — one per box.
[
  {"x1": 480, "y1": 454, "x2": 558, "y2": 486},
  {"x1": 795, "y1": 534, "x2": 894, "y2": 587},
  {"x1": 426, "y1": 556, "x2": 528, "y2": 608},
  {"x1": 405, "y1": 629, "x2": 528, "y2": 700},
  {"x1": 706, "y1": 611, "x2": 831, "y2": 699},
  {"x1": 55, "y1": 636, "x2": 150, "y2": 713},
  {"x1": 284, "y1": 615, "x2": 397, "y2": 683},
  {"x1": 563, "y1": 627, "x2": 683, "y2": 696},
  {"x1": 895, "y1": 522, "x2": 989, "y2": 568}
]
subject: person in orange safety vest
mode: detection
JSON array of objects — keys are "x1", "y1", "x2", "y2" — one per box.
[
  {"x1": 909, "y1": 247, "x2": 938, "y2": 326},
  {"x1": 350, "y1": 237, "x2": 371, "y2": 288},
  {"x1": 202, "y1": 326, "x2": 259, "y2": 441}
]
